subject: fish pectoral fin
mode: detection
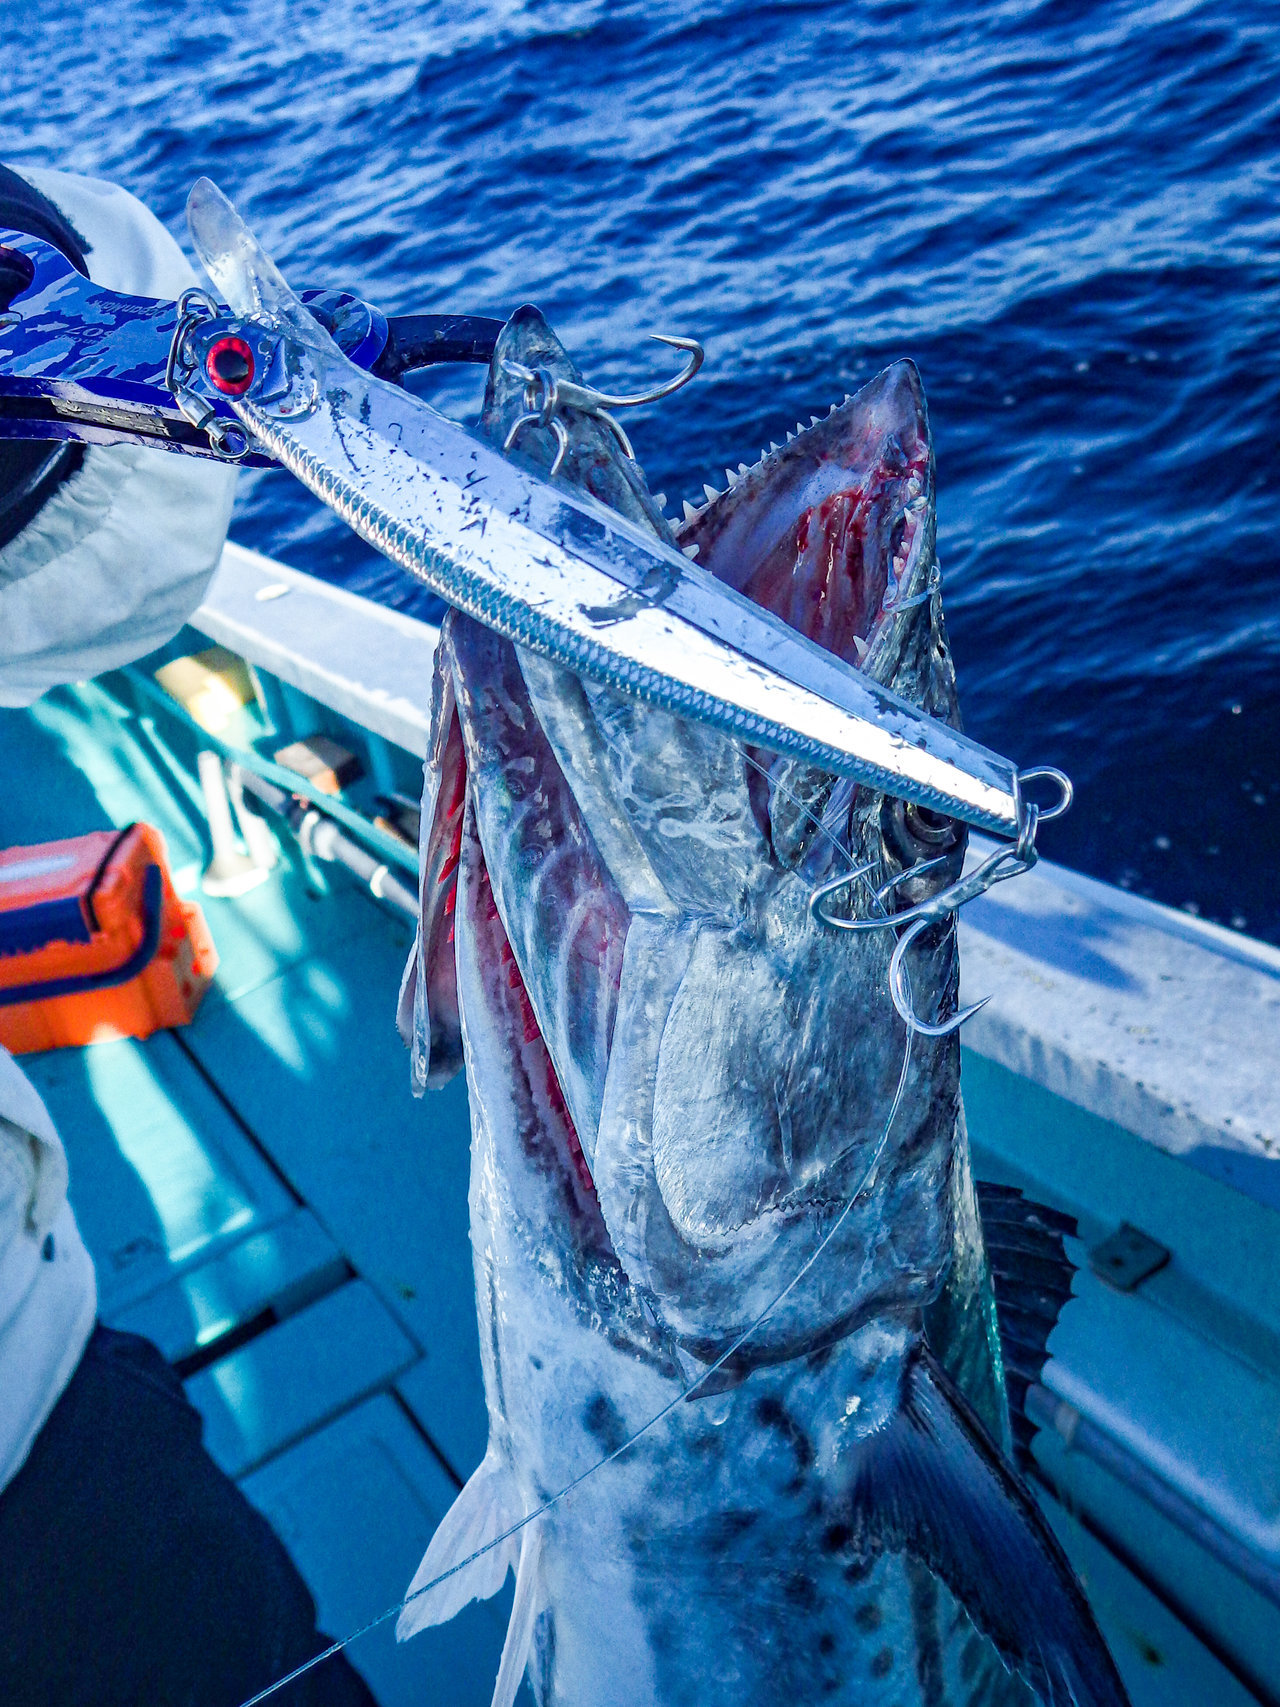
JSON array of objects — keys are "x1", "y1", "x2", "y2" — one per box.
[
  {"x1": 490, "y1": 1520, "x2": 543, "y2": 1707},
  {"x1": 846, "y1": 1347, "x2": 1130, "y2": 1707},
  {"x1": 397, "y1": 1444, "x2": 524, "y2": 1640}
]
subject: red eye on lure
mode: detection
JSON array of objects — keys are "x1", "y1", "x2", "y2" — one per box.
[{"x1": 205, "y1": 334, "x2": 254, "y2": 395}]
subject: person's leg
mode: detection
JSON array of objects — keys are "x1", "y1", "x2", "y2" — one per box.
[{"x1": 0, "y1": 1325, "x2": 379, "y2": 1707}]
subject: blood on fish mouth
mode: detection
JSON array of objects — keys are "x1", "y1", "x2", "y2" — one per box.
[{"x1": 675, "y1": 400, "x2": 931, "y2": 678}]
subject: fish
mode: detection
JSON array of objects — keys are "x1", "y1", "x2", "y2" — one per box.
[{"x1": 395, "y1": 305, "x2": 1129, "y2": 1707}]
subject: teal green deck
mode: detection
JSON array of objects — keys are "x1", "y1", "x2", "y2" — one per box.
[{"x1": 3, "y1": 646, "x2": 1271, "y2": 1707}]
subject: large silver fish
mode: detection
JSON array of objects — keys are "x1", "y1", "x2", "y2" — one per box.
[{"x1": 395, "y1": 309, "x2": 1127, "y2": 1707}]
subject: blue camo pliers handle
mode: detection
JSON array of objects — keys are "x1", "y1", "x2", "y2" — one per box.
[{"x1": 0, "y1": 226, "x2": 503, "y2": 466}]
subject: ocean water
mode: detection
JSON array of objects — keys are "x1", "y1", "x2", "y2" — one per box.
[{"x1": 4, "y1": 0, "x2": 1278, "y2": 936}]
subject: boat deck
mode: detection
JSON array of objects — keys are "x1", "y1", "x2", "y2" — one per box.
[{"x1": 3, "y1": 557, "x2": 1275, "y2": 1706}]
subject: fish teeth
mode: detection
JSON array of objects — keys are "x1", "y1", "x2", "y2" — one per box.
[
  {"x1": 785, "y1": 431, "x2": 795, "y2": 443},
  {"x1": 703, "y1": 482, "x2": 719, "y2": 504},
  {"x1": 682, "y1": 499, "x2": 700, "y2": 522},
  {"x1": 852, "y1": 635, "x2": 869, "y2": 661},
  {"x1": 652, "y1": 492, "x2": 667, "y2": 509},
  {"x1": 725, "y1": 469, "x2": 739, "y2": 487},
  {"x1": 795, "y1": 421, "x2": 806, "y2": 436},
  {"x1": 907, "y1": 494, "x2": 927, "y2": 513},
  {"x1": 769, "y1": 441, "x2": 781, "y2": 454},
  {"x1": 738, "y1": 463, "x2": 750, "y2": 476},
  {"x1": 810, "y1": 414, "x2": 822, "y2": 427},
  {"x1": 682, "y1": 543, "x2": 700, "y2": 558}
]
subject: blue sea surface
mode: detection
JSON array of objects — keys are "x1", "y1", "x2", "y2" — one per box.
[{"x1": 4, "y1": 0, "x2": 1278, "y2": 936}]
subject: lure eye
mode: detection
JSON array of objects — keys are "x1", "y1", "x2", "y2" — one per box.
[{"x1": 205, "y1": 335, "x2": 255, "y2": 396}]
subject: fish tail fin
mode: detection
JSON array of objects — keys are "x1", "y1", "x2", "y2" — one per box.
[
  {"x1": 397, "y1": 1444, "x2": 523, "y2": 1640},
  {"x1": 976, "y1": 1180, "x2": 1079, "y2": 1470},
  {"x1": 847, "y1": 1346, "x2": 1129, "y2": 1706}
]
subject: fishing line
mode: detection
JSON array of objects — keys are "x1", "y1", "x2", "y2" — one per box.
[
  {"x1": 735, "y1": 741, "x2": 868, "y2": 883},
  {"x1": 237, "y1": 973, "x2": 914, "y2": 1707}
]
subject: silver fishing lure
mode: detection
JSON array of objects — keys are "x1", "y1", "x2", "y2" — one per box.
[{"x1": 182, "y1": 177, "x2": 1035, "y2": 840}]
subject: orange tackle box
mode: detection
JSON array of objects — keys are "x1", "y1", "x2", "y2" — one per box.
[{"x1": 0, "y1": 825, "x2": 218, "y2": 1053}]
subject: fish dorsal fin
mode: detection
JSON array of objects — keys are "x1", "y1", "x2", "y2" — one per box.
[
  {"x1": 397, "y1": 1444, "x2": 523, "y2": 1639},
  {"x1": 490, "y1": 1521, "x2": 543, "y2": 1707},
  {"x1": 976, "y1": 1181, "x2": 1079, "y2": 1469},
  {"x1": 845, "y1": 1347, "x2": 1129, "y2": 1707}
]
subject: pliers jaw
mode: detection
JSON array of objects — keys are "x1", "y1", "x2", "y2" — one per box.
[
  {"x1": 163, "y1": 286, "x2": 375, "y2": 461},
  {"x1": 0, "y1": 227, "x2": 502, "y2": 464},
  {"x1": 0, "y1": 227, "x2": 266, "y2": 460}
]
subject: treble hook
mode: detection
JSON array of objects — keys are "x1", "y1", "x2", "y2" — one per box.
[
  {"x1": 807, "y1": 766, "x2": 1073, "y2": 1035},
  {"x1": 889, "y1": 916, "x2": 990, "y2": 1036},
  {"x1": 809, "y1": 839, "x2": 1029, "y2": 935},
  {"x1": 807, "y1": 862, "x2": 985, "y2": 1035},
  {"x1": 808, "y1": 767, "x2": 1072, "y2": 936},
  {"x1": 503, "y1": 335, "x2": 704, "y2": 476}
]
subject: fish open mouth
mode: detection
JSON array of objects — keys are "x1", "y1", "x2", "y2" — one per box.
[{"x1": 674, "y1": 359, "x2": 934, "y2": 682}]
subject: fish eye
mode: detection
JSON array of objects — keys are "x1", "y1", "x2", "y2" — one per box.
[
  {"x1": 904, "y1": 802, "x2": 959, "y2": 846},
  {"x1": 884, "y1": 796, "x2": 962, "y2": 856}
]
